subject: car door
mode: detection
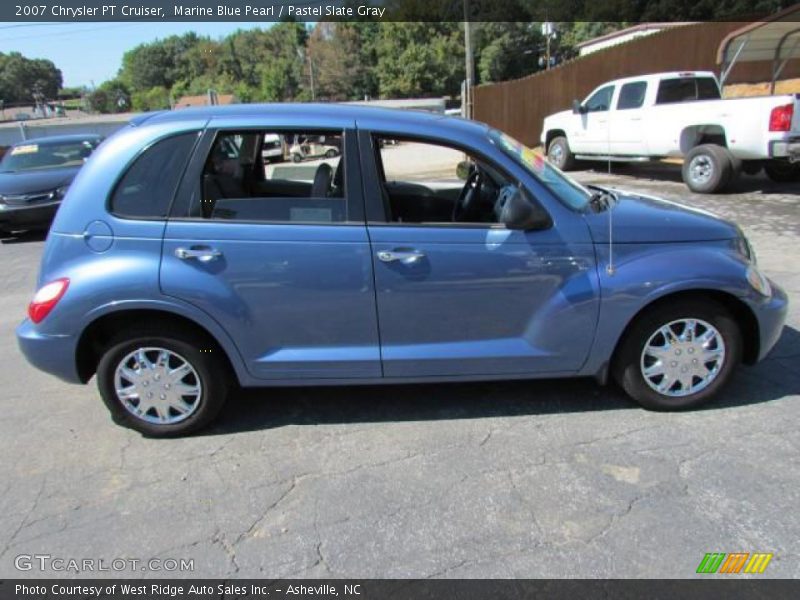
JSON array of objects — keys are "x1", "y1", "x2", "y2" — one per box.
[
  {"x1": 359, "y1": 130, "x2": 599, "y2": 378},
  {"x1": 608, "y1": 81, "x2": 648, "y2": 155},
  {"x1": 160, "y1": 121, "x2": 381, "y2": 381},
  {"x1": 572, "y1": 84, "x2": 615, "y2": 155}
]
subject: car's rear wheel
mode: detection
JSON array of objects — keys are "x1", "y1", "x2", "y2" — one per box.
[
  {"x1": 682, "y1": 144, "x2": 733, "y2": 193},
  {"x1": 547, "y1": 136, "x2": 576, "y2": 171},
  {"x1": 291, "y1": 153, "x2": 302, "y2": 163},
  {"x1": 613, "y1": 299, "x2": 742, "y2": 410},
  {"x1": 96, "y1": 326, "x2": 230, "y2": 436},
  {"x1": 325, "y1": 148, "x2": 338, "y2": 158}
]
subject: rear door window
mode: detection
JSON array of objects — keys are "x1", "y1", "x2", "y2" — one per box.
[
  {"x1": 193, "y1": 130, "x2": 346, "y2": 223},
  {"x1": 616, "y1": 81, "x2": 647, "y2": 110}
]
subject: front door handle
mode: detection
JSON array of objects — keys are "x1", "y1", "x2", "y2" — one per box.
[
  {"x1": 377, "y1": 250, "x2": 425, "y2": 264},
  {"x1": 175, "y1": 246, "x2": 222, "y2": 262}
]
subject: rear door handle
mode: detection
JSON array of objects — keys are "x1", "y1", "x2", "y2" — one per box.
[
  {"x1": 377, "y1": 250, "x2": 425, "y2": 264},
  {"x1": 175, "y1": 246, "x2": 222, "y2": 262}
]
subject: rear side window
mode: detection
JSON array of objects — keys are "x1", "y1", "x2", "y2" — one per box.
[
  {"x1": 697, "y1": 78, "x2": 721, "y2": 100},
  {"x1": 110, "y1": 132, "x2": 198, "y2": 218},
  {"x1": 656, "y1": 78, "x2": 720, "y2": 105},
  {"x1": 617, "y1": 81, "x2": 647, "y2": 110}
]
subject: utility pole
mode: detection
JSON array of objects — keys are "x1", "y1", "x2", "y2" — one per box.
[
  {"x1": 308, "y1": 57, "x2": 316, "y2": 101},
  {"x1": 463, "y1": 0, "x2": 474, "y2": 119}
]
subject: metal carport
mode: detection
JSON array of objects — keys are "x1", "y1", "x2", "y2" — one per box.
[{"x1": 718, "y1": 3, "x2": 800, "y2": 92}]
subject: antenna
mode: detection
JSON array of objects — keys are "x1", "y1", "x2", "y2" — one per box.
[{"x1": 606, "y1": 105, "x2": 615, "y2": 276}]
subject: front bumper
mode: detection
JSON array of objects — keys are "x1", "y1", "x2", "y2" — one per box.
[
  {"x1": 0, "y1": 201, "x2": 59, "y2": 232},
  {"x1": 753, "y1": 279, "x2": 789, "y2": 362},
  {"x1": 16, "y1": 318, "x2": 82, "y2": 383}
]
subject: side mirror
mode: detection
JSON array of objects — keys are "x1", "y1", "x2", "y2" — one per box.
[
  {"x1": 455, "y1": 160, "x2": 473, "y2": 181},
  {"x1": 499, "y1": 186, "x2": 552, "y2": 231},
  {"x1": 572, "y1": 99, "x2": 585, "y2": 114}
]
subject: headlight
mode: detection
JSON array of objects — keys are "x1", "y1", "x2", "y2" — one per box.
[{"x1": 746, "y1": 266, "x2": 772, "y2": 297}]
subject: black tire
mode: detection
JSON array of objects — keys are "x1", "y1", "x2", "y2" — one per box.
[
  {"x1": 96, "y1": 325, "x2": 230, "y2": 436},
  {"x1": 764, "y1": 160, "x2": 800, "y2": 183},
  {"x1": 291, "y1": 153, "x2": 302, "y2": 163},
  {"x1": 325, "y1": 148, "x2": 338, "y2": 158},
  {"x1": 682, "y1": 144, "x2": 733, "y2": 193},
  {"x1": 613, "y1": 299, "x2": 742, "y2": 411},
  {"x1": 547, "y1": 136, "x2": 577, "y2": 171}
]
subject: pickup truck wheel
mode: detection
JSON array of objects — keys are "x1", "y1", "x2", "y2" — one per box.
[
  {"x1": 547, "y1": 136, "x2": 576, "y2": 171},
  {"x1": 613, "y1": 299, "x2": 742, "y2": 411},
  {"x1": 682, "y1": 144, "x2": 733, "y2": 193},
  {"x1": 96, "y1": 326, "x2": 230, "y2": 437},
  {"x1": 764, "y1": 160, "x2": 800, "y2": 182}
]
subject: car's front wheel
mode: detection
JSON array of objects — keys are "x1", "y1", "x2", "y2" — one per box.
[
  {"x1": 547, "y1": 136, "x2": 576, "y2": 171},
  {"x1": 96, "y1": 326, "x2": 230, "y2": 436},
  {"x1": 613, "y1": 299, "x2": 742, "y2": 410}
]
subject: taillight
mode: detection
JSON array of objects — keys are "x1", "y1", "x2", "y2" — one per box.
[
  {"x1": 28, "y1": 278, "x2": 69, "y2": 324},
  {"x1": 769, "y1": 103, "x2": 794, "y2": 132}
]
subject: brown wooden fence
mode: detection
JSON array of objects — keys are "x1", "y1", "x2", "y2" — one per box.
[{"x1": 473, "y1": 21, "x2": 800, "y2": 147}]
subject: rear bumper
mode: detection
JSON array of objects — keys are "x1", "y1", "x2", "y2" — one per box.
[
  {"x1": 769, "y1": 138, "x2": 800, "y2": 161},
  {"x1": 16, "y1": 318, "x2": 82, "y2": 383},
  {"x1": 753, "y1": 280, "x2": 789, "y2": 362},
  {"x1": 0, "y1": 202, "x2": 58, "y2": 232}
]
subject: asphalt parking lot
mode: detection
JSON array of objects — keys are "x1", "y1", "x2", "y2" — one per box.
[{"x1": 0, "y1": 162, "x2": 798, "y2": 579}]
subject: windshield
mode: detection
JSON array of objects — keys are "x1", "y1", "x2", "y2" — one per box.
[
  {"x1": 488, "y1": 129, "x2": 590, "y2": 211},
  {"x1": 0, "y1": 139, "x2": 97, "y2": 173}
]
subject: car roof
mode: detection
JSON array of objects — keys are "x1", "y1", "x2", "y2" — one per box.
[
  {"x1": 13, "y1": 133, "x2": 102, "y2": 146},
  {"x1": 132, "y1": 103, "x2": 488, "y2": 135}
]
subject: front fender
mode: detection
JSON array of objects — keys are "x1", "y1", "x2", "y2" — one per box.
[{"x1": 580, "y1": 242, "x2": 756, "y2": 378}]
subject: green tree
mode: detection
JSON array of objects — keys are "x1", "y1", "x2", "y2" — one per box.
[
  {"x1": 87, "y1": 79, "x2": 130, "y2": 113},
  {"x1": 0, "y1": 52, "x2": 62, "y2": 104},
  {"x1": 374, "y1": 23, "x2": 463, "y2": 98},
  {"x1": 307, "y1": 23, "x2": 373, "y2": 101},
  {"x1": 474, "y1": 23, "x2": 542, "y2": 84}
]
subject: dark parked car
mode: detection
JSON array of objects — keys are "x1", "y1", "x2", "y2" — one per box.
[{"x1": 0, "y1": 134, "x2": 102, "y2": 235}]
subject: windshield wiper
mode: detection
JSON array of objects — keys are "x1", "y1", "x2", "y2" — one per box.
[{"x1": 587, "y1": 184, "x2": 618, "y2": 212}]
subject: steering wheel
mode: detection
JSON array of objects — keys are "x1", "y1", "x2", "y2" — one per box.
[{"x1": 452, "y1": 167, "x2": 483, "y2": 222}]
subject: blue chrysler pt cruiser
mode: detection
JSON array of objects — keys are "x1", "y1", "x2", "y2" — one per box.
[{"x1": 17, "y1": 105, "x2": 787, "y2": 436}]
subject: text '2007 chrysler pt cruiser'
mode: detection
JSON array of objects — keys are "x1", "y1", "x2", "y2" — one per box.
[{"x1": 17, "y1": 105, "x2": 787, "y2": 436}]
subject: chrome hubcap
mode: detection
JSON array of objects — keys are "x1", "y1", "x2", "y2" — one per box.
[
  {"x1": 640, "y1": 319, "x2": 726, "y2": 397},
  {"x1": 549, "y1": 144, "x2": 564, "y2": 166},
  {"x1": 114, "y1": 347, "x2": 202, "y2": 424},
  {"x1": 689, "y1": 155, "x2": 714, "y2": 185}
]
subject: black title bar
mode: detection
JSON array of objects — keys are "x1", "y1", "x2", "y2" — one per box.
[
  {"x1": 1, "y1": 0, "x2": 799, "y2": 23},
  {"x1": 3, "y1": 580, "x2": 800, "y2": 600}
]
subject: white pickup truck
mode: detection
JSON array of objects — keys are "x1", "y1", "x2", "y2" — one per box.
[{"x1": 541, "y1": 71, "x2": 800, "y2": 193}]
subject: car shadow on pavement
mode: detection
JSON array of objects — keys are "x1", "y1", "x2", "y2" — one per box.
[
  {"x1": 205, "y1": 326, "x2": 800, "y2": 436},
  {"x1": 582, "y1": 162, "x2": 799, "y2": 196},
  {"x1": 1, "y1": 230, "x2": 47, "y2": 244}
]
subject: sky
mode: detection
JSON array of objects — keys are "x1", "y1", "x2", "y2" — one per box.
[{"x1": 0, "y1": 22, "x2": 276, "y2": 88}]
